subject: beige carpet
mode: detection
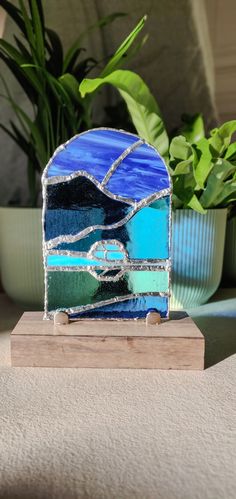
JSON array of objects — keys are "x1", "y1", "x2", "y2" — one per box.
[{"x1": 0, "y1": 293, "x2": 236, "y2": 499}]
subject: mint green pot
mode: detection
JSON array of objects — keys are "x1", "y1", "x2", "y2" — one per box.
[
  {"x1": 171, "y1": 208, "x2": 227, "y2": 310},
  {"x1": 0, "y1": 207, "x2": 44, "y2": 308},
  {"x1": 222, "y1": 216, "x2": 236, "y2": 283}
]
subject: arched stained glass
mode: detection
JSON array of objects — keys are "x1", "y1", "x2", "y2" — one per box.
[{"x1": 42, "y1": 128, "x2": 171, "y2": 320}]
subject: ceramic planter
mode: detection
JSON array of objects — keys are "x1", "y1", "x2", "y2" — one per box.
[
  {"x1": 0, "y1": 207, "x2": 44, "y2": 308},
  {"x1": 171, "y1": 208, "x2": 227, "y2": 309},
  {"x1": 222, "y1": 216, "x2": 236, "y2": 284}
]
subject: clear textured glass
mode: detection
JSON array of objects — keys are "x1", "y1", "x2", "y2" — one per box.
[{"x1": 43, "y1": 128, "x2": 171, "y2": 319}]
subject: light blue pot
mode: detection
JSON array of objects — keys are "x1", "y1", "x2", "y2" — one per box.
[
  {"x1": 222, "y1": 216, "x2": 236, "y2": 283},
  {"x1": 0, "y1": 207, "x2": 44, "y2": 308},
  {"x1": 171, "y1": 209, "x2": 227, "y2": 310}
]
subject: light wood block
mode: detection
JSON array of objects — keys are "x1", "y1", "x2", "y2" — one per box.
[{"x1": 11, "y1": 312, "x2": 205, "y2": 370}]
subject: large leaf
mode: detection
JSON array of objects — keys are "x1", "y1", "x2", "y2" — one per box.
[
  {"x1": 169, "y1": 136, "x2": 192, "y2": 161},
  {"x1": 209, "y1": 120, "x2": 236, "y2": 156},
  {"x1": 100, "y1": 15, "x2": 146, "y2": 77},
  {"x1": 171, "y1": 158, "x2": 193, "y2": 176},
  {"x1": 193, "y1": 137, "x2": 213, "y2": 188},
  {"x1": 80, "y1": 69, "x2": 169, "y2": 157},
  {"x1": 200, "y1": 158, "x2": 236, "y2": 208},
  {"x1": 187, "y1": 194, "x2": 207, "y2": 214},
  {"x1": 213, "y1": 179, "x2": 236, "y2": 206},
  {"x1": 180, "y1": 113, "x2": 205, "y2": 144},
  {"x1": 59, "y1": 73, "x2": 81, "y2": 102},
  {"x1": 171, "y1": 172, "x2": 196, "y2": 207}
]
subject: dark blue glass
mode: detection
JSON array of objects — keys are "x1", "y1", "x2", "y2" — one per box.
[
  {"x1": 45, "y1": 176, "x2": 131, "y2": 241},
  {"x1": 70, "y1": 296, "x2": 169, "y2": 319}
]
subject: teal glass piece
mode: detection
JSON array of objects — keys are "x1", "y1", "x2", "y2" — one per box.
[
  {"x1": 126, "y1": 197, "x2": 170, "y2": 259},
  {"x1": 42, "y1": 128, "x2": 171, "y2": 320},
  {"x1": 47, "y1": 270, "x2": 169, "y2": 310}
]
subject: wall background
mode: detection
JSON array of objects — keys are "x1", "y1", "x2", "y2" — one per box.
[{"x1": 206, "y1": 0, "x2": 236, "y2": 123}]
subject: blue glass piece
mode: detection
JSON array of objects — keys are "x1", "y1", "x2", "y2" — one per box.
[
  {"x1": 105, "y1": 142, "x2": 169, "y2": 202},
  {"x1": 47, "y1": 129, "x2": 138, "y2": 182},
  {"x1": 49, "y1": 197, "x2": 169, "y2": 261},
  {"x1": 70, "y1": 296, "x2": 168, "y2": 319},
  {"x1": 47, "y1": 255, "x2": 120, "y2": 267},
  {"x1": 127, "y1": 271, "x2": 169, "y2": 293},
  {"x1": 126, "y1": 197, "x2": 170, "y2": 259},
  {"x1": 46, "y1": 129, "x2": 170, "y2": 203},
  {"x1": 54, "y1": 235, "x2": 102, "y2": 253}
]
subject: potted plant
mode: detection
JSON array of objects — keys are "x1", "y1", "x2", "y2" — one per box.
[
  {"x1": 222, "y1": 205, "x2": 236, "y2": 284},
  {"x1": 80, "y1": 71, "x2": 236, "y2": 308},
  {"x1": 0, "y1": 0, "x2": 146, "y2": 307}
]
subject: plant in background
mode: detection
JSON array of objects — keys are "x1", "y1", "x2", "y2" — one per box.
[
  {"x1": 169, "y1": 115, "x2": 236, "y2": 213},
  {"x1": 0, "y1": 0, "x2": 147, "y2": 205},
  {"x1": 80, "y1": 73, "x2": 236, "y2": 214}
]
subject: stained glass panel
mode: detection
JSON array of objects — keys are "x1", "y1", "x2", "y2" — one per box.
[{"x1": 42, "y1": 128, "x2": 171, "y2": 320}]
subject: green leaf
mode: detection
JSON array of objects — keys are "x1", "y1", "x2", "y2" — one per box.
[
  {"x1": 193, "y1": 137, "x2": 213, "y2": 188},
  {"x1": 209, "y1": 120, "x2": 236, "y2": 156},
  {"x1": 169, "y1": 136, "x2": 192, "y2": 161},
  {"x1": 171, "y1": 158, "x2": 193, "y2": 176},
  {"x1": 46, "y1": 28, "x2": 63, "y2": 76},
  {"x1": 172, "y1": 194, "x2": 184, "y2": 209},
  {"x1": 171, "y1": 171, "x2": 197, "y2": 208},
  {"x1": 121, "y1": 33, "x2": 149, "y2": 69},
  {"x1": 225, "y1": 141, "x2": 236, "y2": 160},
  {"x1": 213, "y1": 179, "x2": 236, "y2": 206},
  {"x1": 18, "y1": 0, "x2": 36, "y2": 53},
  {"x1": 187, "y1": 194, "x2": 206, "y2": 214},
  {"x1": 73, "y1": 56, "x2": 97, "y2": 80},
  {"x1": 100, "y1": 15, "x2": 147, "y2": 77},
  {"x1": 0, "y1": 40, "x2": 45, "y2": 95},
  {"x1": 79, "y1": 69, "x2": 169, "y2": 157},
  {"x1": 200, "y1": 158, "x2": 236, "y2": 208},
  {"x1": 29, "y1": 0, "x2": 45, "y2": 67},
  {"x1": 0, "y1": 38, "x2": 30, "y2": 66},
  {"x1": 59, "y1": 73, "x2": 81, "y2": 102},
  {"x1": 181, "y1": 113, "x2": 205, "y2": 144},
  {"x1": 13, "y1": 35, "x2": 31, "y2": 59},
  {"x1": 0, "y1": 52, "x2": 37, "y2": 104}
]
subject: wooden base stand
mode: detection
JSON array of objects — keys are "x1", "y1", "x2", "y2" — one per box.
[{"x1": 11, "y1": 312, "x2": 204, "y2": 369}]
